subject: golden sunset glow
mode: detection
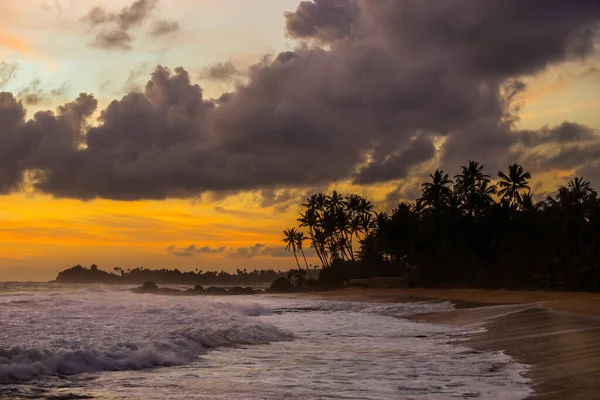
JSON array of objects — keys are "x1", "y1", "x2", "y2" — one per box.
[
  {"x1": 0, "y1": 34, "x2": 30, "y2": 55},
  {"x1": 1, "y1": 0, "x2": 599, "y2": 281}
]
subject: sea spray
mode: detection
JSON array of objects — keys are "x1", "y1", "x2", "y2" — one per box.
[
  {"x1": 0, "y1": 284, "x2": 532, "y2": 399},
  {"x1": 0, "y1": 287, "x2": 290, "y2": 383}
]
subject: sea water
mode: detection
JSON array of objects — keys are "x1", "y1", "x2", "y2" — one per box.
[{"x1": 0, "y1": 283, "x2": 532, "y2": 399}]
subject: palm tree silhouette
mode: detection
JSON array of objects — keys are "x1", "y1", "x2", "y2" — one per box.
[
  {"x1": 497, "y1": 163, "x2": 531, "y2": 207},
  {"x1": 519, "y1": 191, "x2": 539, "y2": 212},
  {"x1": 298, "y1": 193, "x2": 329, "y2": 268},
  {"x1": 455, "y1": 161, "x2": 490, "y2": 195},
  {"x1": 282, "y1": 228, "x2": 302, "y2": 272},
  {"x1": 421, "y1": 169, "x2": 453, "y2": 213},
  {"x1": 455, "y1": 161, "x2": 493, "y2": 216},
  {"x1": 294, "y1": 230, "x2": 313, "y2": 279},
  {"x1": 566, "y1": 177, "x2": 593, "y2": 204}
]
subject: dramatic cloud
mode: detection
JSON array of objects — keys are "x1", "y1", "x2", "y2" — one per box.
[
  {"x1": 0, "y1": 91, "x2": 98, "y2": 193},
  {"x1": 1, "y1": 1, "x2": 600, "y2": 200},
  {"x1": 474, "y1": 122, "x2": 600, "y2": 180},
  {"x1": 285, "y1": 0, "x2": 359, "y2": 42},
  {"x1": 354, "y1": 135, "x2": 436, "y2": 184},
  {"x1": 518, "y1": 122, "x2": 598, "y2": 147},
  {"x1": 83, "y1": 0, "x2": 161, "y2": 49}
]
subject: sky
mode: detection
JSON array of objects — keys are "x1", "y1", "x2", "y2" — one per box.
[{"x1": 0, "y1": 0, "x2": 599, "y2": 281}]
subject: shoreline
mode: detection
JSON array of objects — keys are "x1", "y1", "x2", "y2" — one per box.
[{"x1": 295, "y1": 288, "x2": 600, "y2": 399}]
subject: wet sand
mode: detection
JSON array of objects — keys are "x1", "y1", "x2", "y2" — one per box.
[{"x1": 298, "y1": 288, "x2": 600, "y2": 399}]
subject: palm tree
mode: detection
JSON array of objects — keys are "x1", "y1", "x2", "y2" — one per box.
[
  {"x1": 519, "y1": 192, "x2": 535, "y2": 212},
  {"x1": 299, "y1": 193, "x2": 330, "y2": 267},
  {"x1": 455, "y1": 161, "x2": 492, "y2": 215},
  {"x1": 566, "y1": 177, "x2": 594, "y2": 205},
  {"x1": 282, "y1": 228, "x2": 302, "y2": 272},
  {"x1": 294, "y1": 230, "x2": 314, "y2": 279},
  {"x1": 472, "y1": 180, "x2": 498, "y2": 216},
  {"x1": 410, "y1": 199, "x2": 427, "y2": 217},
  {"x1": 455, "y1": 161, "x2": 490, "y2": 195},
  {"x1": 421, "y1": 169, "x2": 453, "y2": 213},
  {"x1": 326, "y1": 191, "x2": 344, "y2": 213},
  {"x1": 497, "y1": 164, "x2": 531, "y2": 207}
]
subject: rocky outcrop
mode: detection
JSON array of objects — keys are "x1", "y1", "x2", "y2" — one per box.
[{"x1": 132, "y1": 283, "x2": 261, "y2": 296}]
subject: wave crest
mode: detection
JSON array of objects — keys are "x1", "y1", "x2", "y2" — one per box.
[{"x1": 0, "y1": 298, "x2": 290, "y2": 383}]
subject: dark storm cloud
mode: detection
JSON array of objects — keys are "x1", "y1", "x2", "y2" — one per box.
[
  {"x1": 83, "y1": 0, "x2": 160, "y2": 49},
  {"x1": 150, "y1": 20, "x2": 180, "y2": 37},
  {"x1": 518, "y1": 122, "x2": 598, "y2": 147},
  {"x1": 285, "y1": 0, "x2": 359, "y2": 42},
  {"x1": 354, "y1": 135, "x2": 436, "y2": 184},
  {"x1": 2, "y1": 1, "x2": 600, "y2": 199},
  {"x1": 257, "y1": 187, "x2": 330, "y2": 212},
  {"x1": 536, "y1": 141, "x2": 600, "y2": 171},
  {"x1": 495, "y1": 122, "x2": 600, "y2": 175},
  {"x1": 0, "y1": 92, "x2": 97, "y2": 193}
]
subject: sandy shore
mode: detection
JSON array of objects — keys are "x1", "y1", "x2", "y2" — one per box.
[{"x1": 297, "y1": 288, "x2": 600, "y2": 399}]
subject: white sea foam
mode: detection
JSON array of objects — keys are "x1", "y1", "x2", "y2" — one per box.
[
  {"x1": 0, "y1": 284, "x2": 533, "y2": 399},
  {"x1": 0, "y1": 287, "x2": 289, "y2": 383}
]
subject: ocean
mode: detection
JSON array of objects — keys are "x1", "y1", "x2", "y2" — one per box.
[{"x1": 0, "y1": 283, "x2": 532, "y2": 399}]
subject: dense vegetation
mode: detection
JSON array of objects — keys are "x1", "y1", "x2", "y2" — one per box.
[
  {"x1": 55, "y1": 264, "x2": 285, "y2": 286},
  {"x1": 283, "y1": 162, "x2": 600, "y2": 291}
]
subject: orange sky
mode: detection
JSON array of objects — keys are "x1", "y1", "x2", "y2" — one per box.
[{"x1": 1, "y1": 1, "x2": 599, "y2": 281}]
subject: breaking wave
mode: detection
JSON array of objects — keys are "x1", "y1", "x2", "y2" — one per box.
[{"x1": 0, "y1": 289, "x2": 290, "y2": 383}]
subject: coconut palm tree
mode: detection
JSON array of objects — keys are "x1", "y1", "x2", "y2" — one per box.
[
  {"x1": 294, "y1": 230, "x2": 313, "y2": 279},
  {"x1": 421, "y1": 169, "x2": 454, "y2": 213},
  {"x1": 299, "y1": 193, "x2": 330, "y2": 267},
  {"x1": 497, "y1": 163, "x2": 531, "y2": 207},
  {"x1": 455, "y1": 161, "x2": 490, "y2": 196},
  {"x1": 282, "y1": 228, "x2": 302, "y2": 271},
  {"x1": 566, "y1": 177, "x2": 594, "y2": 204},
  {"x1": 472, "y1": 180, "x2": 498, "y2": 216},
  {"x1": 455, "y1": 161, "x2": 492, "y2": 215},
  {"x1": 519, "y1": 192, "x2": 536, "y2": 212},
  {"x1": 410, "y1": 198, "x2": 427, "y2": 217}
]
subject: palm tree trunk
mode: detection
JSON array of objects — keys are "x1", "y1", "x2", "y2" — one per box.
[
  {"x1": 292, "y1": 247, "x2": 302, "y2": 271},
  {"x1": 347, "y1": 231, "x2": 356, "y2": 261},
  {"x1": 299, "y1": 248, "x2": 313, "y2": 280},
  {"x1": 320, "y1": 243, "x2": 331, "y2": 267},
  {"x1": 310, "y1": 232, "x2": 327, "y2": 269}
]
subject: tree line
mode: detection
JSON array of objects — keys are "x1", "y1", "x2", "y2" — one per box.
[
  {"x1": 55, "y1": 264, "x2": 286, "y2": 286},
  {"x1": 283, "y1": 162, "x2": 600, "y2": 291}
]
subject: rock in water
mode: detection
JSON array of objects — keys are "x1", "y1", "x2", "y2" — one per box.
[{"x1": 141, "y1": 281, "x2": 158, "y2": 292}]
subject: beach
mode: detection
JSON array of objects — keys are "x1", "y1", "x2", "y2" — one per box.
[{"x1": 300, "y1": 288, "x2": 600, "y2": 399}]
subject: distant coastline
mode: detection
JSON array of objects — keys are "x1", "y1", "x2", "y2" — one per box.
[{"x1": 53, "y1": 264, "x2": 286, "y2": 287}]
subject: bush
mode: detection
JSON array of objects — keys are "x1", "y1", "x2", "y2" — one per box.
[
  {"x1": 270, "y1": 276, "x2": 293, "y2": 292},
  {"x1": 318, "y1": 259, "x2": 351, "y2": 288}
]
